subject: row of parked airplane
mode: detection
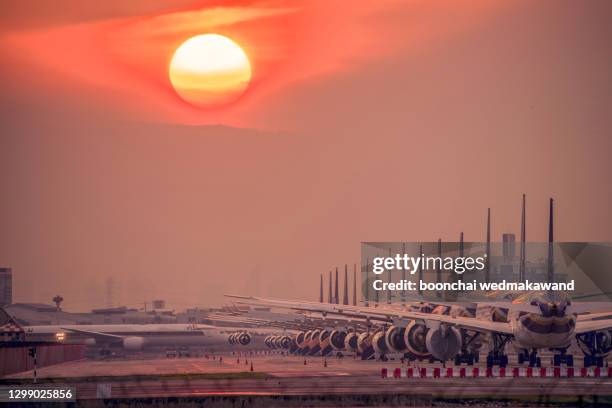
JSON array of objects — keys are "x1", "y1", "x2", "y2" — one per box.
[
  {"x1": 231, "y1": 198, "x2": 612, "y2": 368},
  {"x1": 229, "y1": 292, "x2": 612, "y2": 368},
  {"x1": 3, "y1": 288, "x2": 610, "y2": 369}
]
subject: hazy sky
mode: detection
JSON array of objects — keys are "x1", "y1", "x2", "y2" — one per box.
[{"x1": 1, "y1": 0, "x2": 611, "y2": 310}]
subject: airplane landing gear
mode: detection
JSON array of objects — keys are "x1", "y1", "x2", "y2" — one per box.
[
  {"x1": 551, "y1": 348, "x2": 573, "y2": 367},
  {"x1": 518, "y1": 349, "x2": 541, "y2": 367},
  {"x1": 454, "y1": 331, "x2": 480, "y2": 366},
  {"x1": 360, "y1": 347, "x2": 375, "y2": 360},
  {"x1": 486, "y1": 333, "x2": 511, "y2": 368},
  {"x1": 486, "y1": 352, "x2": 508, "y2": 368},
  {"x1": 454, "y1": 351, "x2": 477, "y2": 366},
  {"x1": 528, "y1": 350, "x2": 542, "y2": 368},
  {"x1": 584, "y1": 355, "x2": 604, "y2": 368},
  {"x1": 403, "y1": 352, "x2": 414, "y2": 361}
]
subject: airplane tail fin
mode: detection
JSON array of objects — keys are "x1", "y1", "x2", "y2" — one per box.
[{"x1": 0, "y1": 307, "x2": 25, "y2": 341}]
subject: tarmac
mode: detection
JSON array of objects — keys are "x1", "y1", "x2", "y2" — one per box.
[{"x1": 2, "y1": 353, "x2": 612, "y2": 405}]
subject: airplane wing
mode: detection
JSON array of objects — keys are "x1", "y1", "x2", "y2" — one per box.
[
  {"x1": 575, "y1": 318, "x2": 612, "y2": 334},
  {"x1": 226, "y1": 295, "x2": 406, "y2": 326},
  {"x1": 226, "y1": 294, "x2": 514, "y2": 335},
  {"x1": 576, "y1": 311, "x2": 612, "y2": 321},
  {"x1": 61, "y1": 327, "x2": 124, "y2": 343},
  {"x1": 402, "y1": 311, "x2": 513, "y2": 334},
  {"x1": 569, "y1": 302, "x2": 612, "y2": 315}
]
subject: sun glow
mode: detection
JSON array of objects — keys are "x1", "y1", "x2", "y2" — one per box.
[{"x1": 169, "y1": 34, "x2": 252, "y2": 108}]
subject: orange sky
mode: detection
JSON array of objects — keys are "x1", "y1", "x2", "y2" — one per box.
[
  {"x1": 2, "y1": 0, "x2": 503, "y2": 126},
  {"x1": 2, "y1": 1, "x2": 403, "y2": 125},
  {"x1": 1, "y1": 0, "x2": 611, "y2": 310}
]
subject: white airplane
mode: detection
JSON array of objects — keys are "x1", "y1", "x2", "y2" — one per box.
[
  {"x1": 226, "y1": 293, "x2": 612, "y2": 368},
  {"x1": 22, "y1": 323, "x2": 254, "y2": 353},
  {"x1": 0, "y1": 305, "x2": 297, "y2": 354}
]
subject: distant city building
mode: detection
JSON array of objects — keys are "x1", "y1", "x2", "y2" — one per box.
[
  {"x1": 4, "y1": 303, "x2": 176, "y2": 326},
  {"x1": 502, "y1": 234, "x2": 516, "y2": 262},
  {"x1": 152, "y1": 300, "x2": 166, "y2": 310},
  {"x1": 0, "y1": 268, "x2": 12, "y2": 306},
  {"x1": 91, "y1": 306, "x2": 130, "y2": 315}
]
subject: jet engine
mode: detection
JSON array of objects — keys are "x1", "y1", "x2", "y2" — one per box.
[
  {"x1": 308, "y1": 330, "x2": 321, "y2": 347},
  {"x1": 344, "y1": 331, "x2": 359, "y2": 352},
  {"x1": 384, "y1": 325, "x2": 407, "y2": 353},
  {"x1": 237, "y1": 332, "x2": 251, "y2": 346},
  {"x1": 299, "y1": 331, "x2": 312, "y2": 354},
  {"x1": 357, "y1": 331, "x2": 372, "y2": 353},
  {"x1": 319, "y1": 330, "x2": 333, "y2": 356},
  {"x1": 268, "y1": 336, "x2": 278, "y2": 348},
  {"x1": 372, "y1": 330, "x2": 390, "y2": 355},
  {"x1": 122, "y1": 336, "x2": 145, "y2": 351},
  {"x1": 274, "y1": 336, "x2": 285, "y2": 349},
  {"x1": 330, "y1": 330, "x2": 347, "y2": 350},
  {"x1": 307, "y1": 329, "x2": 322, "y2": 355},
  {"x1": 295, "y1": 332, "x2": 307, "y2": 348},
  {"x1": 304, "y1": 330, "x2": 313, "y2": 343},
  {"x1": 403, "y1": 321, "x2": 431, "y2": 359},
  {"x1": 357, "y1": 331, "x2": 376, "y2": 359},
  {"x1": 264, "y1": 336, "x2": 274, "y2": 348},
  {"x1": 279, "y1": 336, "x2": 292, "y2": 349},
  {"x1": 425, "y1": 326, "x2": 462, "y2": 361}
]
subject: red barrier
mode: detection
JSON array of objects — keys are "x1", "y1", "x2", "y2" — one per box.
[{"x1": 380, "y1": 365, "x2": 610, "y2": 379}]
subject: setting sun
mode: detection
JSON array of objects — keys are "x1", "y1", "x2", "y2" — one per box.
[{"x1": 169, "y1": 34, "x2": 251, "y2": 108}]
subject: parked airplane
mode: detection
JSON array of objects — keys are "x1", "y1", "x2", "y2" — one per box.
[
  {"x1": 226, "y1": 198, "x2": 612, "y2": 367},
  {"x1": 21, "y1": 322, "x2": 255, "y2": 353},
  {"x1": 227, "y1": 293, "x2": 612, "y2": 368}
]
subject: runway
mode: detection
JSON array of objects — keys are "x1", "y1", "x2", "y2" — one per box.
[{"x1": 5, "y1": 350, "x2": 610, "y2": 379}]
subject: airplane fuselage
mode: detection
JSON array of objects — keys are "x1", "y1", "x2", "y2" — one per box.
[{"x1": 25, "y1": 324, "x2": 233, "y2": 349}]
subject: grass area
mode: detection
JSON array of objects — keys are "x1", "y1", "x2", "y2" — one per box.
[{"x1": 0, "y1": 371, "x2": 268, "y2": 385}]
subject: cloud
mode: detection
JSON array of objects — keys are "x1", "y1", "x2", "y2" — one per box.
[
  {"x1": 0, "y1": 0, "x2": 199, "y2": 31},
  {"x1": 1, "y1": 0, "x2": 401, "y2": 126}
]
